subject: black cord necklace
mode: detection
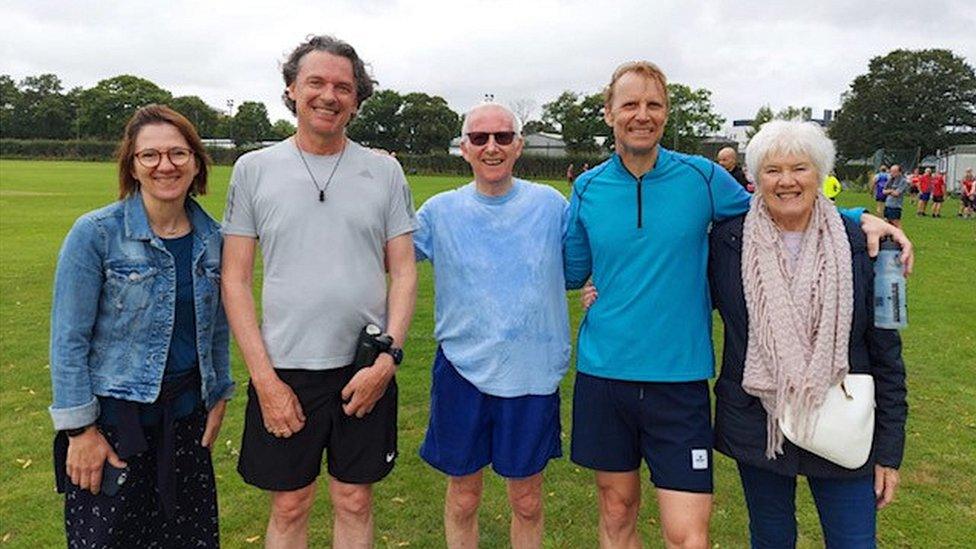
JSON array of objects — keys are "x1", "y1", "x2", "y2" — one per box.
[{"x1": 296, "y1": 139, "x2": 346, "y2": 202}]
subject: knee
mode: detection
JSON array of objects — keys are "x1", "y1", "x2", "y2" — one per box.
[
  {"x1": 662, "y1": 526, "x2": 708, "y2": 549},
  {"x1": 271, "y1": 489, "x2": 315, "y2": 527},
  {"x1": 331, "y1": 484, "x2": 372, "y2": 520},
  {"x1": 446, "y1": 481, "x2": 482, "y2": 519},
  {"x1": 509, "y1": 489, "x2": 542, "y2": 523},
  {"x1": 598, "y1": 486, "x2": 639, "y2": 530}
]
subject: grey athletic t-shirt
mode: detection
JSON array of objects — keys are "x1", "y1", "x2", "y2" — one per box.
[
  {"x1": 222, "y1": 138, "x2": 417, "y2": 370},
  {"x1": 884, "y1": 175, "x2": 910, "y2": 209}
]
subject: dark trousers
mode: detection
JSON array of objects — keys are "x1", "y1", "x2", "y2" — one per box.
[
  {"x1": 63, "y1": 407, "x2": 219, "y2": 549},
  {"x1": 737, "y1": 462, "x2": 876, "y2": 549}
]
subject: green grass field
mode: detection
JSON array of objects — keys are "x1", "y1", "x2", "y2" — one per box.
[{"x1": 1, "y1": 159, "x2": 974, "y2": 547}]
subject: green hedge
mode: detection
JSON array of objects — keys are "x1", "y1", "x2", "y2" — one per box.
[
  {"x1": 2, "y1": 139, "x2": 608, "y2": 179},
  {"x1": 0, "y1": 139, "x2": 252, "y2": 165}
]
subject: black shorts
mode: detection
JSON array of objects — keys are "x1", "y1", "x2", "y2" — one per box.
[
  {"x1": 932, "y1": 194, "x2": 945, "y2": 203},
  {"x1": 238, "y1": 367, "x2": 398, "y2": 491},
  {"x1": 884, "y1": 206, "x2": 902, "y2": 220}
]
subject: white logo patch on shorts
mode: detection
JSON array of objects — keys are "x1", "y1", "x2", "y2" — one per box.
[{"x1": 691, "y1": 449, "x2": 708, "y2": 470}]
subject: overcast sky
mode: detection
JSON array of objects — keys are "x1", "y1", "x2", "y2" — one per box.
[{"x1": 3, "y1": 0, "x2": 974, "y2": 135}]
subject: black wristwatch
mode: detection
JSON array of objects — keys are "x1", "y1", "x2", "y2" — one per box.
[
  {"x1": 64, "y1": 424, "x2": 93, "y2": 437},
  {"x1": 384, "y1": 347, "x2": 404, "y2": 366}
]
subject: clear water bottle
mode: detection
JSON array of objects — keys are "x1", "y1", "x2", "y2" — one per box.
[{"x1": 874, "y1": 239, "x2": 907, "y2": 329}]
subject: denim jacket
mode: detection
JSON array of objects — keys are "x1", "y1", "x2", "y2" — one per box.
[{"x1": 49, "y1": 193, "x2": 234, "y2": 430}]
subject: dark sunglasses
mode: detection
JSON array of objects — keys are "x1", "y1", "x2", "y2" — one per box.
[{"x1": 466, "y1": 132, "x2": 517, "y2": 146}]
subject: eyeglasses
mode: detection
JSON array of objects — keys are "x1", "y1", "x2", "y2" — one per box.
[
  {"x1": 465, "y1": 132, "x2": 517, "y2": 146},
  {"x1": 134, "y1": 147, "x2": 194, "y2": 168}
]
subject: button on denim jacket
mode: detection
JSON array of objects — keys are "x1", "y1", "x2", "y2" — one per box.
[{"x1": 49, "y1": 193, "x2": 234, "y2": 430}]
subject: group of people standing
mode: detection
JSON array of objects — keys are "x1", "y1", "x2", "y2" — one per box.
[
  {"x1": 49, "y1": 35, "x2": 913, "y2": 549},
  {"x1": 874, "y1": 165, "x2": 976, "y2": 222}
]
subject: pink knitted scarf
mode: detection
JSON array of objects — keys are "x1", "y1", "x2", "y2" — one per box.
[{"x1": 740, "y1": 194, "x2": 854, "y2": 459}]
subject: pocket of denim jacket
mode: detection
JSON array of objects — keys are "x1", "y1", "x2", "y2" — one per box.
[{"x1": 104, "y1": 264, "x2": 158, "y2": 310}]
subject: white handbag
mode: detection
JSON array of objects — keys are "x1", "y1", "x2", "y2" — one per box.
[{"x1": 780, "y1": 373, "x2": 875, "y2": 469}]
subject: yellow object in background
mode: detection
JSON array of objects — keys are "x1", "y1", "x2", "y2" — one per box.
[{"x1": 823, "y1": 175, "x2": 842, "y2": 199}]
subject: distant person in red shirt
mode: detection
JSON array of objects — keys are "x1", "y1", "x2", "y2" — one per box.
[
  {"x1": 959, "y1": 168, "x2": 976, "y2": 219},
  {"x1": 930, "y1": 171, "x2": 946, "y2": 217},
  {"x1": 916, "y1": 167, "x2": 933, "y2": 216}
]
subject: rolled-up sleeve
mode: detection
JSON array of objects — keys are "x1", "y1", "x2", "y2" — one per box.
[{"x1": 49, "y1": 217, "x2": 103, "y2": 430}]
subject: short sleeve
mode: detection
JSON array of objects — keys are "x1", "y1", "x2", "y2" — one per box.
[
  {"x1": 414, "y1": 202, "x2": 433, "y2": 262},
  {"x1": 221, "y1": 158, "x2": 258, "y2": 237},
  {"x1": 385, "y1": 159, "x2": 418, "y2": 240}
]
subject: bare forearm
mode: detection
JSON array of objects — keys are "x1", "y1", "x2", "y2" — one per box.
[
  {"x1": 222, "y1": 279, "x2": 277, "y2": 386},
  {"x1": 385, "y1": 266, "x2": 416, "y2": 348}
]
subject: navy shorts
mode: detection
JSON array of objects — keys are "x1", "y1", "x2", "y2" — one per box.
[
  {"x1": 420, "y1": 348, "x2": 562, "y2": 479},
  {"x1": 571, "y1": 372, "x2": 713, "y2": 493},
  {"x1": 883, "y1": 207, "x2": 902, "y2": 220},
  {"x1": 919, "y1": 192, "x2": 931, "y2": 201}
]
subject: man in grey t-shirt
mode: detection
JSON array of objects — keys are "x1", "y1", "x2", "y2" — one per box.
[
  {"x1": 883, "y1": 164, "x2": 910, "y2": 227},
  {"x1": 221, "y1": 36, "x2": 417, "y2": 548}
]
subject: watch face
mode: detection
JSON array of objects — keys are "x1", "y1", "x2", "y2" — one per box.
[{"x1": 391, "y1": 348, "x2": 404, "y2": 365}]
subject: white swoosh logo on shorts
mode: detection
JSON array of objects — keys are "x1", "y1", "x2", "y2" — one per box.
[{"x1": 386, "y1": 452, "x2": 396, "y2": 463}]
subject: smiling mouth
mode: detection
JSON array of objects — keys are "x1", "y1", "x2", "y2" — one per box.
[
  {"x1": 482, "y1": 158, "x2": 504, "y2": 166},
  {"x1": 312, "y1": 105, "x2": 340, "y2": 116},
  {"x1": 775, "y1": 191, "x2": 802, "y2": 200}
]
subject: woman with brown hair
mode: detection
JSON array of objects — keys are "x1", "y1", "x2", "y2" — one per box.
[{"x1": 49, "y1": 104, "x2": 232, "y2": 547}]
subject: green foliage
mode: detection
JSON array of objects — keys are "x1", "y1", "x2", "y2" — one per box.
[
  {"x1": 395, "y1": 152, "x2": 606, "y2": 179},
  {"x1": 270, "y1": 119, "x2": 296, "y2": 140},
  {"x1": 662, "y1": 83, "x2": 725, "y2": 153},
  {"x1": 746, "y1": 104, "x2": 812, "y2": 140},
  {"x1": 541, "y1": 91, "x2": 606, "y2": 153},
  {"x1": 0, "y1": 74, "x2": 80, "y2": 139},
  {"x1": 349, "y1": 90, "x2": 459, "y2": 154},
  {"x1": 76, "y1": 75, "x2": 173, "y2": 139},
  {"x1": 0, "y1": 138, "x2": 245, "y2": 164},
  {"x1": 231, "y1": 101, "x2": 272, "y2": 145},
  {"x1": 169, "y1": 96, "x2": 222, "y2": 138},
  {"x1": 830, "y1": 49, "x2": 976, "y2": 159}
]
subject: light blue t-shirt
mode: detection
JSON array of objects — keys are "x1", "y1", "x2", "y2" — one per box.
[{"x1": 414, "y1": 179, "x2": 570, "y2": 397}]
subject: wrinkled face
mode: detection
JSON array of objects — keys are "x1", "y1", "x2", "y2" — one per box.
[
  {"x1": 717, "y1": 149, "x2": 737, "y2": 171},
  {"x1": 604, "y1": 72, "x2": 668, "y2": 157},
  {"x1": 758, "y1": 151, "x2": 820, "y2": 231},
  {"x1": 460, "y1": 107, "x2": 523, "y2": 186},
  {"x1": 287, "y1": 51, "x2": 358, "y2": 139},
  {"x1": 131, "y1": 123, "x2": 198, "y2": 206}
]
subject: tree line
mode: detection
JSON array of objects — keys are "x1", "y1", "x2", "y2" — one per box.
[{"x1": 2, "y1": 48, "x2": 973, "y2": 158}]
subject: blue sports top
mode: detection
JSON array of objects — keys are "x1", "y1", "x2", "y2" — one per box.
[
  {"x1": 565, "y1": 148, "x2": 864, "y2": 382},
  {"x1": 414, "y1": 179, "x2": 571, "y2": 397},
  {"x1": 565, "y1": 148, "x2": 749, "y2": 382}
]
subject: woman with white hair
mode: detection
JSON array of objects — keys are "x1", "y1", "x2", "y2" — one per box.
[{"x1": 709, "y1": 120, "x2": 907, "y2": 547}]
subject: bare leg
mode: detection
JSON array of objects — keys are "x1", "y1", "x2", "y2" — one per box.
[
  {"x1": 596, "y1": 471, "x2": 642, "y2": 549},
  {"x1": 445, "y1": 470, "x2": 483, "y2": 549},
  {"x1": 266, "y1": 482, "x2": 317, "y2": 549},
  {"x1": 507, "y1": 473, "x2": 544, "y2": 548},
  {"x1": 329, "y1": 477, "x2": 374, "y2": 549},
  {"x1": 656, "y1": 488, "x2": 712, "y2": 549}
]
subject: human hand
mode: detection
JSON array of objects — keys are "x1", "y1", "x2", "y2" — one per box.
[
  {"x1": 255, "y1": 376, "x2": 306, "y2": 438},
  {"x1": 580, "y1": 281, "x2": 598, "y2": 310},
  {"x1": 860, "y1": 213, "x2": 914, "y2": 275},
  {"x1": 341, "y1": 354, "x2": 395, "y2": 418},
  {"x1": 66, "y1": 427, "x2": 126, "y2": 495},
  {"x1": 874, "y1": 465, "x2": 900, "y2": 509},
  {"x1": 200, "y1": 399, "x2": 227, "y2": 448}
]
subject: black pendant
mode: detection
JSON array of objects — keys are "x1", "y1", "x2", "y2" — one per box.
[{"x1": 319, "y1": 190, "x2": 325, "y2": 202}]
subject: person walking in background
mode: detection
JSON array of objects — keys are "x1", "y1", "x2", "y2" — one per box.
[
  {"x1": 567, "y1": 162, "x2": 576, "y2": 185},
  {"x1": 49, "y1": 105, "x2": 233, "y2": 547},
  {"x1": 916, "y1": 167, "x2": 933, "y2": 216},
  {"x1": 874, "y1": 165, "x2": 889, "y2": 216},
  {"x1": 931, "y1": 170, "x2": 946, "y2": 217},
  {"x1": 883, "y1": 165, "x2": 910, "y2": 228},
  {"x1": 957, "y1": 168, "x2": 974, "y2": 219}
]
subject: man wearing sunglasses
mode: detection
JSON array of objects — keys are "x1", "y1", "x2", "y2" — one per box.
[
  {"x1": 413, "y1": 102, "x2": 569, "y2": 548},
  {"x1": 221, "y1": 36, "x2": 417, "y2": 548}
]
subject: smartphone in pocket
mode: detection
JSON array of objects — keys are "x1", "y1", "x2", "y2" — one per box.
[{"x1": 100, "y1": 463, "x2": 128, "y2": 496}]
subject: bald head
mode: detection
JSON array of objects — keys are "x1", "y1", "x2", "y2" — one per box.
[{"x1": 717, "y1": 147, "x2": 738, "y2": 172}]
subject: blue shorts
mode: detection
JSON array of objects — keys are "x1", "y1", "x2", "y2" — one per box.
[
  {"x1": 419, "y1": 348, "x2": 562, "y2": 479},
  {"x1": 919, "y1": 192, "x2": 931, "y2": 201},
  {"x1": 884, "y1": 206, "x2": 902, "y2": 220},
  {"x1": 571, "y1": 372, "x2": 713, "y2": 493}
]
